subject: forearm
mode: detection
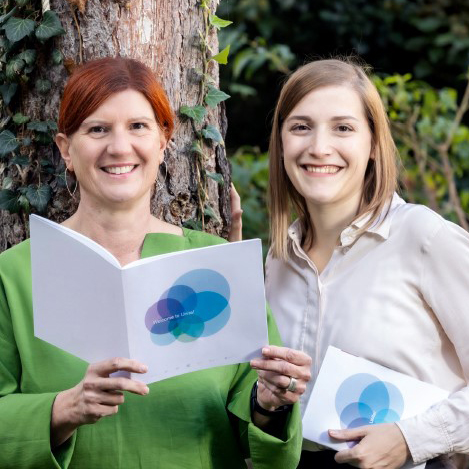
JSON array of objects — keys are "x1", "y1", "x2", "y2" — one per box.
[{"x1": 51, "y1": 389, "x2": 80, "y2": 448}]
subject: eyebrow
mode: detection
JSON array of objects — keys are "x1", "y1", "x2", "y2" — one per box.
[
  {"x1": 81, "y1": 116, "x2": 156, "y2": 125},
  {"x1": 285, "y1": 115, "x2": 359, "y2": 122}
]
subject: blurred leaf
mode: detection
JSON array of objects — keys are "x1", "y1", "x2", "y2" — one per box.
[
  {"x1": 25, "y1": 184, "x2": 51, "y2": 212},
  {"x1": 0, "y1": 83, "x2": 18, "y2": 105},
  {"x1": 51, "y1": 49, "x2": 62, "y2": 64},
  {"x1": 0, "y1": 6, "x2": 18, "y2": 26},
  {"x1": 35, "y1": 79, "x2": 51, "y2": 94},
  {"x1": 209, "y1": 14, "x2": 233, "y2": 30},
  {"x1": 0, "y1": 189, "x2": 19, "y2": 212},
  {"x1": 206, "y1": 171, "x2": 224, "y2": 185},
  {"x1": 0, "y1": 130, "x2": 19, "y2": 156},
  {"x1": 10, "y1": 155, "x2": 29, "y2": 166},
  {"x1": 6, "y1": 56, "x2": 25, "y2": 79},
  {"x1": 17, "y1": 49, "x2": 36, "y2": 65},
  {"x1": 179, "y1": 105, "x2": 206, "y2": 124},
  {"x1": 204, "y1": 85, "x2": 230, "y2": 107},
  {"x1": 203, "y1": 205, "x2": 220, "y2": 223},
  {"x1": 211, "y1": 45, "x2": 230, "y2": 65},
  {"x1": 35, "y1": 11, "x2": 65, "y2": 42},
  {"x1": 201, "y1": 124, "x2": 224, "y2": 144},
  {"x1": 3, "y1": 17, "x2": 35, "y2": 42},
  {"x1": 27, "y1": 120, "x2": 49, "y2": 132}
]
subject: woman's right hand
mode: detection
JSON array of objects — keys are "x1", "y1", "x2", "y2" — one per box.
[{"x1": 51, "y1": 357, "x2": 149, "y2": 447}]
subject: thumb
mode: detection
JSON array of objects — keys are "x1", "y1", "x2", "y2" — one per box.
[{"x1": 329, "y1": 426, "x2": 369, "y2": 441}]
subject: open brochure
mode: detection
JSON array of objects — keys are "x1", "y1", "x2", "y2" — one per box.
[
  {"x1": 30, "y1": 214, "x2": 268, "y2": 384},
  {"x1": 302, "y1": 346, "x2": 449, "y2": 469}
]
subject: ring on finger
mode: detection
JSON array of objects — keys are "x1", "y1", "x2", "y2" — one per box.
[{"x1": 286, "y1": 376, "x2": 297, "y2": 392}]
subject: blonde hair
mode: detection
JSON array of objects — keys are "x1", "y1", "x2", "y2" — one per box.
[{"x1": 269, "y1": 58, "x2": 399, "y2": 259}]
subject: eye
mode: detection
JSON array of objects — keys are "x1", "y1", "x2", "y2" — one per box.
[
  {"x1": 336, "y1": 124, "x2": 353, "y2": 132},
  {"x1": 290, "y1": 124, "x2": 310, "y2": 132},
  {"x1": 89, "y1": 125, "x2": 107, "y2": 134},
  {"x1": 131, "y1": 122, "x2": 149, "y2": 130}
]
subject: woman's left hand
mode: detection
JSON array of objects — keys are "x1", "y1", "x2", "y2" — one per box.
[
  {"x1": 330, "y1": 423, "x2": 411, "y2": 468},
  {"x1": 250, "y1": 345, "x2": 312, "y2": 410}
]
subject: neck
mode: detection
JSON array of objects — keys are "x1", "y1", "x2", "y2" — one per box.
[
  {"x1": 304, "y1": 193, "x2": 362, "y2": 273},
  {"x1": 63, "y1": 196, "x2": 159, "y2": 266}
]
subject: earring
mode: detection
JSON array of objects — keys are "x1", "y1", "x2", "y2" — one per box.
[
  {"x1": 65, "y1": 167, "x2": 78, "y2": 198},
  {"x1": 156, "y1": 160, "x2": 168, "y2": 191}
]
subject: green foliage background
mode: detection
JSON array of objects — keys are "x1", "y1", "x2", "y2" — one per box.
[{"x1": 218, "y1": 0, "x2": 469, "y2": 249}]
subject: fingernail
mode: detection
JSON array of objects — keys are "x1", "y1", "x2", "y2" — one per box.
[
  {"x1": 143, "y1": 386, "x2": 150, "y2": 394},
  {"x1": 140, "y1": 365, "x2": 148, "y2": 373},
  {"x1": 329, "y1": 430, "x2": 339, "y2": 436},
  {"x1": 262, "y1": 347, "x2": 270, "y2": 354}
]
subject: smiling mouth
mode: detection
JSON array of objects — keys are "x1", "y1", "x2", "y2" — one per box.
[
  {"x1": 302, "y1": 165, "x2": 341, "y2": 174},
  {"x1": 102, "y1": 165, "x2": 137, "y2": 175}
]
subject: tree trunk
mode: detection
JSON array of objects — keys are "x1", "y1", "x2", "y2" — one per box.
[{"x1": 0, "y1": 0, "x2": 231, "y2": 251}]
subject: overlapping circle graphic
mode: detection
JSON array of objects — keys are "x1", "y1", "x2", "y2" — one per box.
[
  {"x1": 335, "y1": 373, "x2": 404, "y2": 446},
  {"x1": 145, "y1": 269, "x2": 230, "y2": 345}
]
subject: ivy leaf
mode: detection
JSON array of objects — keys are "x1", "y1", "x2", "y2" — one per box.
[
  {"x1": 35, "y1": 11, "x2": 65, "y2": 42},
  {"x1": 204, "y1": 85, "x2": 230, "y2": 108},
  {"x1": 6, "y1": 57, "x2": 25, "y2": 79},
  {"x1": 25, "y1": 184, "x2": 51, "y2": 212},
  {"x1": 203, "y1": 205, "x2": 221, "y2": 223},
  {"x1": 46, "y1": 120, "x2": 58, "y2": 131},
  {"x1": 201, "y1": 124, "x2": 224, "y2": 144},
  {"x1": 208, "y1": 14, "x2": 233, "y2": 30},
  {"x1": 18, "y1": 194, "x2": 30, "y2": 212},
  {"x1": 10, "y1": 155, "x2": 29, "y2": 166},
  {"x1": 0, "y1": 83, "x2": 18, "y2": 106},
  {"x1": 21, "y1": 136, "x2": 31, "y2": 146},
  {"x1": 51, "y1": 49, "x2": 62, "y2": 64},
  {"x1": 0, "y1": 6, "x2": 18, "y2": 26},
  {"x1": 3, "y1": 17, "x2": 35, "y2": 42},
  {"x1": 17, "y1": 49, "x2": 36, "y2": 65},
  {"x1": 13, "y1": 112, "x2": 29, "y2": 124},
  {"x1": 183, "y1": 218, "x2": 202, "y2": 231},
  {"x1": 2, "y1": 176, "x2": 13, "y2": 189},
  {"x1": 179, "y1": 105, "x2": 207, "y2": 124},
  {"x1": 211, "y1": 45, "x2": 230, "y2": 65},
  {"x1": 0, "y1": 189, "x2": 20, "y2": 212},
  {"x1": 0, "y1": 130, "x2": 19, "y2": 156},
  {"x1": 206, "y1": 171, "x2": 224, "y2": 185},
  {"x1": 190, "y1": 140, "x2": 205, "y2": 156},
  {"x1": 35, "y1": 79, "x2": 51, "y2": 94},
  {"x1": 27, "y1": 120, "x2": 49, "y2": 132}
]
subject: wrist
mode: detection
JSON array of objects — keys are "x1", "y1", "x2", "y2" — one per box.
[{"x1": 250, "y1": 381, "x2": 292, "y2": 417}]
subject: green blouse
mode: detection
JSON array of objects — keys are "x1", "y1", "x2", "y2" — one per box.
[{"x1": 0, "y1": 228, "x2": 301, "y2": 468}]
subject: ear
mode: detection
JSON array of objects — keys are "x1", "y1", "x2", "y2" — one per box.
[
  {"x1": 157, "y1": 134, "x2": 167, "y2": 165},
  {"x1": 55, "y1": 133, "x2": 74, "y2": 171}
]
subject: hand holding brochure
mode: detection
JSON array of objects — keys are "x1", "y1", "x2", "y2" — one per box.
[
  {"x1": 302, "y1": 346, "x2": 449, "y2": 469},
  {"x1": 30, "y1": 215, "x2": 268, "y2": 384}
]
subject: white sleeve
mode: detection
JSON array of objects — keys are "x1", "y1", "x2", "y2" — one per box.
[{"x1": 397, "y1": 220, "x2": 469, "y2": 463}]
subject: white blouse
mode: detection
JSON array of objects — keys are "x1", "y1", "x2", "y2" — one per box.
[{"x1": 265, "y1": 194, "x2": 469, "y2": 464}]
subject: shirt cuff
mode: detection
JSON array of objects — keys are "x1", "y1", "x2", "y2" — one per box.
[{"x1": 397, "y1": 405, "x2": 453, "y2": 464}]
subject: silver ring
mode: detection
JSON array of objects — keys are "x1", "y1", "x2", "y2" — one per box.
[{"x1": 286, "y1": 376, "x2": 297, "y2": 392}]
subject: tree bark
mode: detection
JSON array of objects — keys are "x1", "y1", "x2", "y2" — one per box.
[{"x1": 0, "y1": 0, "x2": 231, "y2": 251}]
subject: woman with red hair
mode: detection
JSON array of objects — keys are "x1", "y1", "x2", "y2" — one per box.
[{"x1": 0, "y1": 57, "x2": 309, "y2": 468}]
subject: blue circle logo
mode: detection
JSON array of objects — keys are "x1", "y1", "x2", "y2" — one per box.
[{"x1": 144, "y1": 269, "x2": 231, "y2": 345}]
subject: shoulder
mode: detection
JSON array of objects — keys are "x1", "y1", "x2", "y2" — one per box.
[
  {"x1": 0, "y1": 239, "x2": 31, "y2": 276},
  {"x1": 182, "y1": 228, "x2": 227, "y2": 248},
  {"x1": 389, "y1": 202, "x2": 468, "y2": 251}
]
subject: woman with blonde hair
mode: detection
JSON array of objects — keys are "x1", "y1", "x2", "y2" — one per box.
[{"x1": 233, "y1": 58, "x2": 469, "y2": 468}]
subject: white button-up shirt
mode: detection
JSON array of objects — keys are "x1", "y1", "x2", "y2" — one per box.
[{"x1": 265, "y1": 194, "x2": 469, "y2": 464}]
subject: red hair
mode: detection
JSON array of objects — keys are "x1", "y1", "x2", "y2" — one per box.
[{"x1": 58, "y1": 57, "x2": 174, "y2": 140}]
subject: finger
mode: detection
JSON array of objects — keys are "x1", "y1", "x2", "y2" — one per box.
[
  {"x1": 95, "y1": 376, "x2": 150, "y2": 395},
  {"x1": 329, "y1": 427, "x2": 368, "y2": 441},
  {"x1": 88, "y1": 358, "x2": 148, "y2": 378},
  {"x1": 260, "y1": 346, "x2": 312, "y2": 367},
  {"x1": 251, "y1": 358, "x2": 311, "y2": 382},
  {"x1": 334, "y1": 448, "x2": 358, "y2": 465},
  {"x1": 229, "y1": 183, "x2": 243, "y2": 242}
]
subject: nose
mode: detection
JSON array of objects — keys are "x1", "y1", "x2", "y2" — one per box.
[
  {"x1": 106, "y1": 129, "x2": 133, "y2": 156},
  {"x1": 307, "y1": 129, "x2": 332, "y2": 158}
]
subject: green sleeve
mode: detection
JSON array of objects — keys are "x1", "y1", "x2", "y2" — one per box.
[
  {"x1": 227, "y1": 305, "x2": 302, "y2": 469},
  {"x1": 0, "y1": 248, "x2": 76, "y2": 469}
]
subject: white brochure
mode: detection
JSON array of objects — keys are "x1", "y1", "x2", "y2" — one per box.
[
  {"x1": 303, "y1": 346, "x2": 449, "y2": 469},
  {"x1": 30, "y1": 214, "x2": 268, "y2": 384}
]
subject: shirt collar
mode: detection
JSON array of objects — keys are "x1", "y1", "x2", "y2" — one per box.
[{"x1": 287, "y1": 193, "x2": 405, "y2": 248}]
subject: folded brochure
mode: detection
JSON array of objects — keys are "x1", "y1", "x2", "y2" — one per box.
[
  {"x1": 302, "y1": 346, "x2": 449, "y2": 469},
  {"x1": 30, "y1": 214, "x2": 268, "y2": 384}
]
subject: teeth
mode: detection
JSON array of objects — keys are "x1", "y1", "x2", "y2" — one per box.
[
  {"x1": 104, "y1": 165, "x2": 135, "y2": 174},
  {"x1": 304, "y1": 165, "x2": 340, "y2": 174}
]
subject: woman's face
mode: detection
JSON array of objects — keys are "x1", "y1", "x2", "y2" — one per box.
[
  {"x1": 281, "y1": 85, "x2": 372, "y2": 214},
  {"x1": 56, "y1": 89, "x2": 166, "y2": 210}
]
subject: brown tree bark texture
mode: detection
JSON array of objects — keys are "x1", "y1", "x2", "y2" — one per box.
[{"x1": 0, "y1": 0, "x2": 231, "y2": 251}]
